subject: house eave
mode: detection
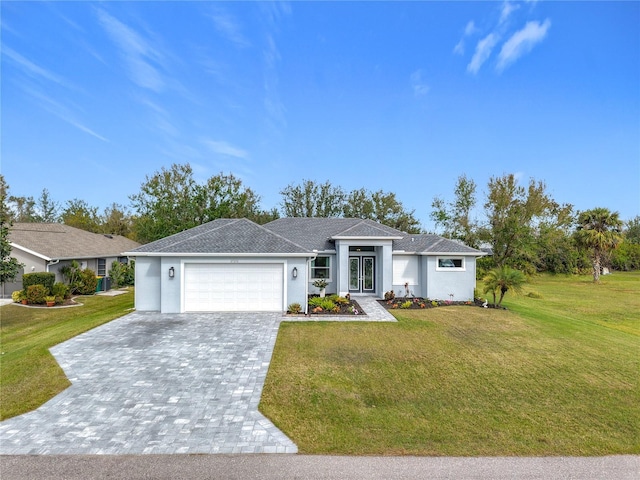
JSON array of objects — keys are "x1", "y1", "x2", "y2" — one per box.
[
  {"x1": 331, "y1": 235, "x2": 403, "y2": 241},
  {"x1": 10, "y1": 243, "x2": 51, "y2": 262},
  {"x1": 123, "y1": 251, "x2": 316, "y2": 258}
]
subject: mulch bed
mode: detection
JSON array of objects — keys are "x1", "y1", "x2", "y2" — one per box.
[
  {"x1": 287, "y1": 296, "x2": 365, "y2": 316},
  {"x1": 378, "y1": 297, "x2": 487, "y2": 310}
]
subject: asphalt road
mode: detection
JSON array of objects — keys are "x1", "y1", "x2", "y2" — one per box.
[{"x1": 1, "y1": 455, "x2": 638, "y2": 480}]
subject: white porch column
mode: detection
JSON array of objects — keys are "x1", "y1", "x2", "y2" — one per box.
[
  {"x1": 381, "y1": 243, "x2": 393, "y2": 296},
  {"x1": 337, "y1": 241, "x2": 350, "y2": 296}
]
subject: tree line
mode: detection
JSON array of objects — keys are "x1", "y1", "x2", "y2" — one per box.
[{"x1": 2, "y1": 166, "x2": 639, "y2": 280}]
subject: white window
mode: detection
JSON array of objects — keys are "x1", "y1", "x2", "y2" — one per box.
[
  {"x1": 436, "y1": 257, "x2": 465, "y2": 270},
  {"x1": 393, "y1": 257, "x2": 418, "y2": 284},
  {"x1": 311, "y1": 256, "x2": 330, "y2": 280}
]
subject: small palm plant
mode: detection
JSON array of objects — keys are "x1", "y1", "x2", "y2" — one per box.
[{"x1": 482, "y1": 266, "x2": 526, "y2": 308}]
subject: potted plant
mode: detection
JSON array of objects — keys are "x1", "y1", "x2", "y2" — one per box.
[
  {"x1": 313, "y1": 278, "x2": 328, "y2": 298},
  {"x1": 45, "y1": 296, "x2": 56, "y2": 307}
]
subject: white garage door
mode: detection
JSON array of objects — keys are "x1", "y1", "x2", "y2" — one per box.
[{"x1": 184, "y1": 263, "x2": 284, "y2": 312}]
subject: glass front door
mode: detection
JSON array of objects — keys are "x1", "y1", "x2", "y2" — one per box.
[{"x1": 349, "y1": 256, "x2": 375, "y2": 293}]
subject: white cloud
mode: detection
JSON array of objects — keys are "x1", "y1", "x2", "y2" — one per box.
[
  {"x1": 465, "y1": 20, "x2": 478, "y2": 36},
  {"x1": 500, "y1": 1, "x2": 520, "y2": 25},
  {"x1": 467, "y1": 33, "x2": 499, "y2": 74},
  {"x1": 410, "y1": 69, "x2": 430, "y2": 97},
  {"x1": 453, "y1": 39, "x2": 465, "y2": 56},
  {"x1": 96, "y1": 9, "x2": 166, "y2": 92},
  {"x1": 3, "y1": 46, "x2": 69, "y2": 87},
  {"x1": 208, "y1": 8, "x2": 250, "y2": 48},
  {"x1": 497, "y1": 19, "x2": 551, "y2": 71},
  {"x1": 202, "y1": 139, "x2": 249, "y2": 159},
  {"x1": 21, "y1": 86, "x2": 108, "y2": 142}
]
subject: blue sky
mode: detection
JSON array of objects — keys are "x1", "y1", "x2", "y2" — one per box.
[{"x1": 2, "y1": 1, "x2": 639, "y2": 231}]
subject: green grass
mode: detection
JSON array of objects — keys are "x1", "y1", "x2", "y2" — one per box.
[
  {"x1": 260, "y1": 273, "x2": 640, "y2": 455},
  {"x1": 0, "y1": 290, "x2": 134, "y2": 420}
]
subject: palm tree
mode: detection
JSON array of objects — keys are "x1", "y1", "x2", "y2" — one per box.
[
  {"x1": 575, "y1": 208, "x2": 623, "y2": 282},
  {"x1": 482, "y1": 266, "x2": 526, "y2": 308}
]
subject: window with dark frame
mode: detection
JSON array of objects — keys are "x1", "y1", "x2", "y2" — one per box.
[
  {"x1": 438, "y1": 258, "x2": 463, "y2": 268},
  {"x1": 97, "y1": 258, "x2": 107, "y2": 276}
]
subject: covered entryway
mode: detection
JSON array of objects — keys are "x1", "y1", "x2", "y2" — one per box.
[
  {"x1": 349, "y1": 255, "x2": 376, "y2": 294},
  {"x1": 184, "y1": 263, "x2": 284, "y2": 312}
]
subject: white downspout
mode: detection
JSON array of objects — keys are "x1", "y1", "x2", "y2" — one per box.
[{"x1": 46, "y1": 259, "x2": 60, "y2": 272}]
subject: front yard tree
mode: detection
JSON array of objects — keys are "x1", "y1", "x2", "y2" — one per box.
[
  {"x1": 575, "y1": 207, "x2": 623, "y2": 282},
  {"x1": 130, "y1": 163, "x2": 268, "y2": 243},
  {"x1": 482, "y1": 265, "x2": 526, "y2": 308},
  {"x1": 430, "y1": 174, "x2": 479, "y2": 247},
  {"x1": 280, "y1": 180, "x2": 345, "y2": 218},
  {"x1": 0, "y1": 175, "x2": 23, "y2": 295},
  {"x1": 483, "y1": 174, "x2": 560, "y2": 269},
  {"x1": 344, "y1": 188, "x2": 421, "y2": 234}
]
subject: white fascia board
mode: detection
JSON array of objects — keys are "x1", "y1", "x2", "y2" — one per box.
[
  {"x1": 418, "y1": 251, "x2": 487, "y2": 257},
  {"x1": 123, "y1": 252, "x2": 316, "y2": 258},
  {"x1": 331, "y1": 235, "x2": 403, "y2": 240},
  {"x1": 10, "y1": 243, "x2": 51, "y2": 261}
]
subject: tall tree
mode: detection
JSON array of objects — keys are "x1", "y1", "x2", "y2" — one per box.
[
  {"x1": 482, "y1": 174, "x2": 557, "y2": 269},
  {"x1": 35, "y1": 188, "x2": 60, "y2": 222},
  {"x1": 280, "y1": 180, "x2": 345, "y2": 218},
  {"x1": 0, "y1": 175, "x2": 23, "y2": 294},
  {"x1": 101, "y1": 203, "x2": 133, "y2": 237},
  {"x1": 61, "y1": 199, "x2": 101, "y2": 233},
  {"x1": 7, "y1": 195, "x2": 37, "y2": 222},
  {"x1": 430, "y1": 174, "x2": 478, "y2": 247},
  {"x1": 575, "y1": 207, "x2": 623, "y2": 282},
  {"x1": 130, "y1": 163, "x2": 268, "y2": 243},
  {"x1": 344, "y1": 188, "x2": 421, "y2": 233},
  {"x1": 625, "y1": 216, "x2": 640, "y2": 244}
]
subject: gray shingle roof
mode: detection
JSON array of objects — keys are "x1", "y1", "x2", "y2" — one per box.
[
  {"x1": 264, "y1": 218, "x2": 404, "y2": 251},
  {"x1": 393, "y1": 234, "x2": 483, "y2": 254},
  {"x1": 126, "y1": 218, "x2": 484, "y2": 256},
  {"x1": 129, "y1": 218, "x2": 310, "y2": 255},
  {"x1": 9, "y1": 223, "x2": 140, "y2": 260}
]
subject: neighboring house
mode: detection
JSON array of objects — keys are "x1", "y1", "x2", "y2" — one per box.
[
  {"x1": 125, "y1": 217, "x2": 485, "y2": 314},
  {"x1": 4, "y1": 223, "x2": 140, "y2": 297}
]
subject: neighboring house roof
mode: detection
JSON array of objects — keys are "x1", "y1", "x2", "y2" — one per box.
[
  {"x1": 264, "y1": 218, "x2": 405, "y2": 251},
  {"x1": 9, "y1": 223, "x2": 141, "y2": 261},
  {"x1": 126, "y1": 217, "x2": 485, "y2": 257},
  {"x1": 128, "y1": 218, "x2": 311, "y2": 256}
]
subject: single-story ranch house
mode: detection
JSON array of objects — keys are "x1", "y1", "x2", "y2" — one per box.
[
  {"x1": 4, "y1": 223, "x2": 140, "y2": 297},
  {"x1": 126, "y1": 218, "x2": 485, "y2": 314}
]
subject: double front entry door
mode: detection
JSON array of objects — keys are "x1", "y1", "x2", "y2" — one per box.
[{"x1": 349, "y1": 256, "x2": 375, "y2": 293}]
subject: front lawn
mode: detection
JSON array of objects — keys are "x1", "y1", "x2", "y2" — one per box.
[
  {"x1": 260, "y1": 273, "x2": 640, "y2": 455},
  {"x1": 0, "y1": 290, "x2": 134, "y2": 420}
]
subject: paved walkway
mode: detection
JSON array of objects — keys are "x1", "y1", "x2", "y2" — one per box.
[{"x1": 0, "y1": 312, "x2": 297, "y2": 454}]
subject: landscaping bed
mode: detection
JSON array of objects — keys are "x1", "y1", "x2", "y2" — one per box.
[
  {"x1": 379, "y1": 296, "x2": 484, "y2": 310},
  {"x1": 288, "y1": 295, "x2": 365, "y2": 316}
]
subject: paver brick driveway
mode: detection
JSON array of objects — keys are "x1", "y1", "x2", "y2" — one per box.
[{"x1": 0, "y1": 312, "x2": 297, "y2": 454}]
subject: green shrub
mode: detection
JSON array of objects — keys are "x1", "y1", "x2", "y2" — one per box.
[
  {"x1": 77, "y1": 269, "x2": 98, "y2": 295},
  {"x1": 328, "y1": 295, "x2": 349, "y2": 306},
  {"x1": 22, "y1": 272, "x2": 55, "y2": 294},
  {"x1": 110, "y1": 260, "x2": 135, "y2": 288},
  {"x1": 25, "y1": 284, "x2": 48, "y2": 305},
  {"x1": 400, "y1": 300, "x2": 413, "y2": 309},
  {"x1": 526, "y1": 291, "x2": 543, "y2": 299},
  {"x1": 11, "y1": 290, "x2": 25, "y2": 303},
  {"x1": 308, "y1": 297, "x2": 336, "y2": 311},
  {"x1": 51, "y1": 282, "x2": 70, "y2": 300},
  {"x1": 288, "y1": 303, "x2": 302, "y2": 314}
]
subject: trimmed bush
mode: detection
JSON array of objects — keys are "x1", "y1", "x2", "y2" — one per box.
[
  {"x1": 77, "y1": 269, "x2": 98, "y2": 295},
  {"x1": 22, "y1": 272, "x2": 55, "y2": 294},
  {"x1": 25, "y1": 285, "x2": 48, "y2": 305},
  {"x1": 51, "y1": 282, "x2": 70, "y2": 300}
]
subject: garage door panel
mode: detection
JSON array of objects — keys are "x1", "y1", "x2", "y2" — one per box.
[{"x1": 184, "y1": 263, "x2": 283, "y2": 312}]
